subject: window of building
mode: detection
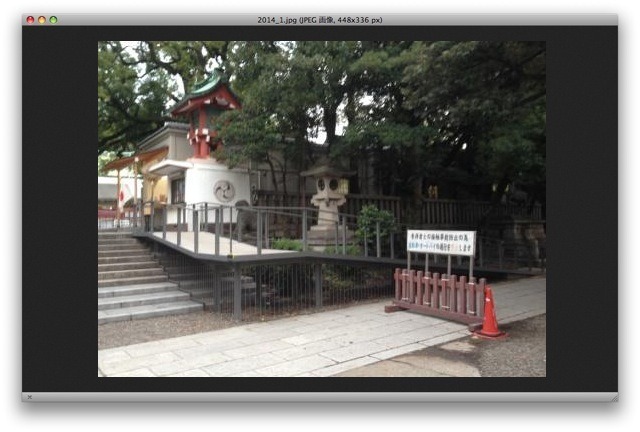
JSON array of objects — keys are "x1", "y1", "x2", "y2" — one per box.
[{"x1": 171, "y1": 177, "x2": 185, "y2": 204}]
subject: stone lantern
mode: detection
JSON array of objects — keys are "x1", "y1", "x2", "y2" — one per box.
[{"x1": 301, "y1": 163, "x2": 355, "y2": 249}]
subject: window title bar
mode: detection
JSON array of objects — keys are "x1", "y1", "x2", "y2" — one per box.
[{"x1": 21, "y1": 13, "x2": 617, "y2": 26}]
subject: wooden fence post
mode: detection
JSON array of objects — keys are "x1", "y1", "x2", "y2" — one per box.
[{"x1": 423, "y1": 272, "x2": 432, "y2": 306}]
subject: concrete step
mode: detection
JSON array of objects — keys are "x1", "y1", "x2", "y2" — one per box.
[
  {"x1": 98, "y1": 290, "x2": 191, "y2": 310},
  {"x1": 98, "y1": 301, "x2": 203, "y2": 325},
  {"x1": 98, "y1": 274, "x2": 168, "y2": 288},
  {"x1": 98, "y1": 243, "x2": 148, "y2": 252},
  {"x1": 98, "y1": 255, "x2": 155, "y2": 265},
  {"x1": 98, "y1": 261, "x2": 159, "y2": 272},
  {"x1": 98, "y1": 233, "x2": 134, "y2": 239},
  {"x1": 98, "y1": 267, "x2": 166, "y2": 281},
  {"x1": 97, "y1": 237, "x2": 141, "y2": 245},
  {"x1": 99, "y1": 249, "x2": 152, "y2": 258},
  {"x1": 98, "y1": 281, "x2": 178, "y2": 298}
]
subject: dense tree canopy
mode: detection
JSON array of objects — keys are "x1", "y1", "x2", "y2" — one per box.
[{"x1": 98, "y1": 40, "x2": 545, "y2": 208}]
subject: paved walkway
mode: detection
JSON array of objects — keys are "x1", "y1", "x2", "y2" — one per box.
[
  {"x1": 98, "y1": 276, "x2": 546, "y2": 377},
  {"x1": 153, "y1": 231, "x2": 293, "y2": 256}
]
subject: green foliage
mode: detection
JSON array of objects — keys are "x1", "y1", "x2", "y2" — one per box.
[
  {"x1": 270, "y1": 238, "x2": 303, "y2": 251},
  {"x1": 400, "y1": 41, "x2": 546, "y2": 203},
  {"x1": 323, "y1": 244, "x2": 362, "y2": 256},
  {"x1": 98, "y1": 41, "x2": 227, "y2": 154},
  {"x1": 355, "y1": 205, "x2": 396, "y2": 246},
  {"x1": 98, "y1": 151, "x2": 118, "y2": 175},
  {"x1": 98, "y1": 40, "x2": 545, "y2": 208},
  {"x1": 322, "y1": 265, "x2": 354, "y2": 291}
]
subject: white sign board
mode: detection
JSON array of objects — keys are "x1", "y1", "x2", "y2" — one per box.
[{"x1": 407, "y1": 230, "x2": 476, "y2": 256}]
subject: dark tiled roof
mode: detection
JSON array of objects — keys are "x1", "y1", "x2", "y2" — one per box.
[{"x1": 170, "y1": 69, "x2": 241, "y2": 115}]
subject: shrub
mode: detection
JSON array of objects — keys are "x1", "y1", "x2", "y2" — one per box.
[
  {"x1": 271, "y1": 238, "x2": 303, "y2": 251},
  {"x1": 323, "y1": 244, "x2": 362, "y2": 256},
  {"x1": 355, "y1": 204, "x2": 396, "y2": 247}
]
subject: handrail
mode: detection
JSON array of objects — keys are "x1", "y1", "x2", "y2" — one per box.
[{"x1": 128, "y1": 199, "x2": 544, "y2": 273}]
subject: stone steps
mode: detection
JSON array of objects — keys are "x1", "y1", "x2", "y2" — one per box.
[
  {"x1": 97, "y1": 233, "x2": 203, "y2": 324},
  {"x1": 98, "y1": 301, "x2": 203, "y2": 325},
  {"x1": 98, "y1": 282, "x2": 179, "y2": 299},
  {"x1": 98, "y1": 260, "x2": 158, "y2": 272},
  {"x1": 98, "y1": 243, "x2": 149, "y2": 252},
  {"x1": 98, "y1": 290, "x2": 191, "y2": 310},
  {"x1": 98, "y1": 274, "x2": 169, "y2": 288},
  {"x1": 99, "y1": 249, "x2": 152, "y2": 258},
  {"x1": 98, "y1": 255, "x2": 156, "y2": 265},
  {"x1": 98, "y1": 267, "x2": 167, "y2": 281}
]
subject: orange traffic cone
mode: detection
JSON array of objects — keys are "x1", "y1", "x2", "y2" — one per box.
[{"x1": 473, "y1": 286, "x2": 507, "y2": 340}]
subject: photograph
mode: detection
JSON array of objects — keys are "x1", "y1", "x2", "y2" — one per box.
[{"x1": 97, "y1": 40, "x2": 547, "y2": 378}]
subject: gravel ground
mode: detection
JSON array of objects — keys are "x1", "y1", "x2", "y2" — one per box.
[
  {"x1": 98, "y1": 311, "x2": 239, "y2": 350},
  {"x1": 407, "y1": 314, "x2": 547, "y2": 377},
  {"x1": 98, "y1": 300, "x2": 385, "y2": 350},
  {"x1": 474, "y1": 314, "x2": 546, "y2": 377},
  {"x1": 335, "y1": 314, "x2": 546, "y2": 377}
]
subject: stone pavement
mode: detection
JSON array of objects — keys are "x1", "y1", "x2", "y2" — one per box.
[{"x1": 98, "y1": 276, "x2": 546, "y2": 377}]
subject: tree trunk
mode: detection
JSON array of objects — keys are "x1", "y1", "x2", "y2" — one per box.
[
  {"x1": 323, "y1": 104, "x2": 338, "y2": 149},
  {"x1": 265, "y1": 155, "x2": 279, "y2": 194}
]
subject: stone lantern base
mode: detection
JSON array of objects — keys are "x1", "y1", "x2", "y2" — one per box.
[{"x1": 307, "y1": 224, "x2": 355, "y2": 251}]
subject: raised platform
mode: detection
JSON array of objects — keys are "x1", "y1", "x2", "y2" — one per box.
[{"x1": 152, "y1": 231, "x2": 294, "y2": 257}]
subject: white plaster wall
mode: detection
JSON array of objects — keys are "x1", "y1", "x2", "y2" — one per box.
[
  {"x1": 98, "y1": 176, "x2": 142, "y2": 201},
  {"x1": 184, "y1": 161, "x2": 251, "y2": 229},
  {"x1": 172, "y1": 132, "x2": 192, "y2": 161}
]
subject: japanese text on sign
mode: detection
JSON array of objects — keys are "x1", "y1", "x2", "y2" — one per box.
[{"x1": 407, "y1": 230, "x2": 476, "y2": 256}]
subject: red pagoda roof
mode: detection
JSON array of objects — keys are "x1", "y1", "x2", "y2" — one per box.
[{"x1": 170, "y1": 70, "x2": 241, "y2": 116}]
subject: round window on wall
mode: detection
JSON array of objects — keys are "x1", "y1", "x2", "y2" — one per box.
[
  {"x1": 317, "y1": 179, "x2": 325, "y2": 191},
  {"x1": 214, "y1": 180, "x2": 235, "y2": 202},
  {"x1": 329, "y1": 178, "x2": 339, "y2": 191}
]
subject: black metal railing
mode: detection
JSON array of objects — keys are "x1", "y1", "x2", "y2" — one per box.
[
  {"x1": 147, "y1": 238, "x2": 396, "y2": 322},
  {"x1": 127, "y1": 200, "x2": 544, "y2": 274}
]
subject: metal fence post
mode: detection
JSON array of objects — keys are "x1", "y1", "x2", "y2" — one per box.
[
  {"x1": 376, "y1": 221, "x2": 381, "y2": 258},
  {"x1": 314, "y1": 263, "x2": 323, "y2": 309},
  {"x1": 302, "y1": 208, "x2": 308, "y2": 252},
  {"x1": 233, "y1": 264, "x2": 242, "y2": 321},
  {"x1": 204, "y1": 203, "x2": 208, "y2": 231},
  {"x1": 228, "y1": 206, "x2": 233, "y2": 256},
  {"x1": 364, "y1": 231, "x2": 369, "y2": 257},
  {"x1": 177, "y1": 206, "x2": 182, "y2": 247},
  {"x1": 215, "y1": 207, "x2": 221, "y2": 256},
  {"x1": 390, "y1": 232, "x2": 395, "y2": 259},
  {"x1": 150, "y1": 202, "x2": 154, "y2": 234},
  {"x1": 162, "y1": 206, "x2": 167, "y2": 240},
  {"x1": 264, "y1": 211, "x2": 270, "y2": 249},
  {"x1": 237, "y1": 206, "x2": 243, "y2": 243},
  {"x1": 256, "y1": 209, "x2": 263, "y2": 255},
  {"x1": 192, "y1": 204, "x2": 199, "y2": 254},
  {"x1": 342, "y1": 217, "x2": 347, "y2": 255},
  {"x1": 214, "y1": 266, "x2": 221, "y2": 313}
]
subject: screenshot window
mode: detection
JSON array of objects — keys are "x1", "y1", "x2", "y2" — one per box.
[{"x1": 22, "y1": 13, "x2": 617, "y2": 402}]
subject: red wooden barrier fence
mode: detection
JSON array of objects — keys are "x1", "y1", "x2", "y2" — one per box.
[{"x1": 386, "y1": 268, "x2": 486, "y2": 325}]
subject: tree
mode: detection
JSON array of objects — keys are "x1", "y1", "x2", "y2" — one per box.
[
  {"x1": 98, "y1": 40, "x2": 546, "y2": 216},
  {"x1": 98, "y1": 41, "x2": 228, "y2": 155},
  {"x1": 401, "y1": 41, "x2": 546, "y2": 205},
  {"x1": 213, "y1": 41, "x2": 308, "y2": 194}
]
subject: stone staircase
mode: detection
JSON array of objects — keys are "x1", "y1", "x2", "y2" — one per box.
[
  {"x1": 161, "y1": 263, "x2": 260, "y2": 309},
  {"x1": 98, "y1": 233, "x2": 203, "y2": 325}
]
